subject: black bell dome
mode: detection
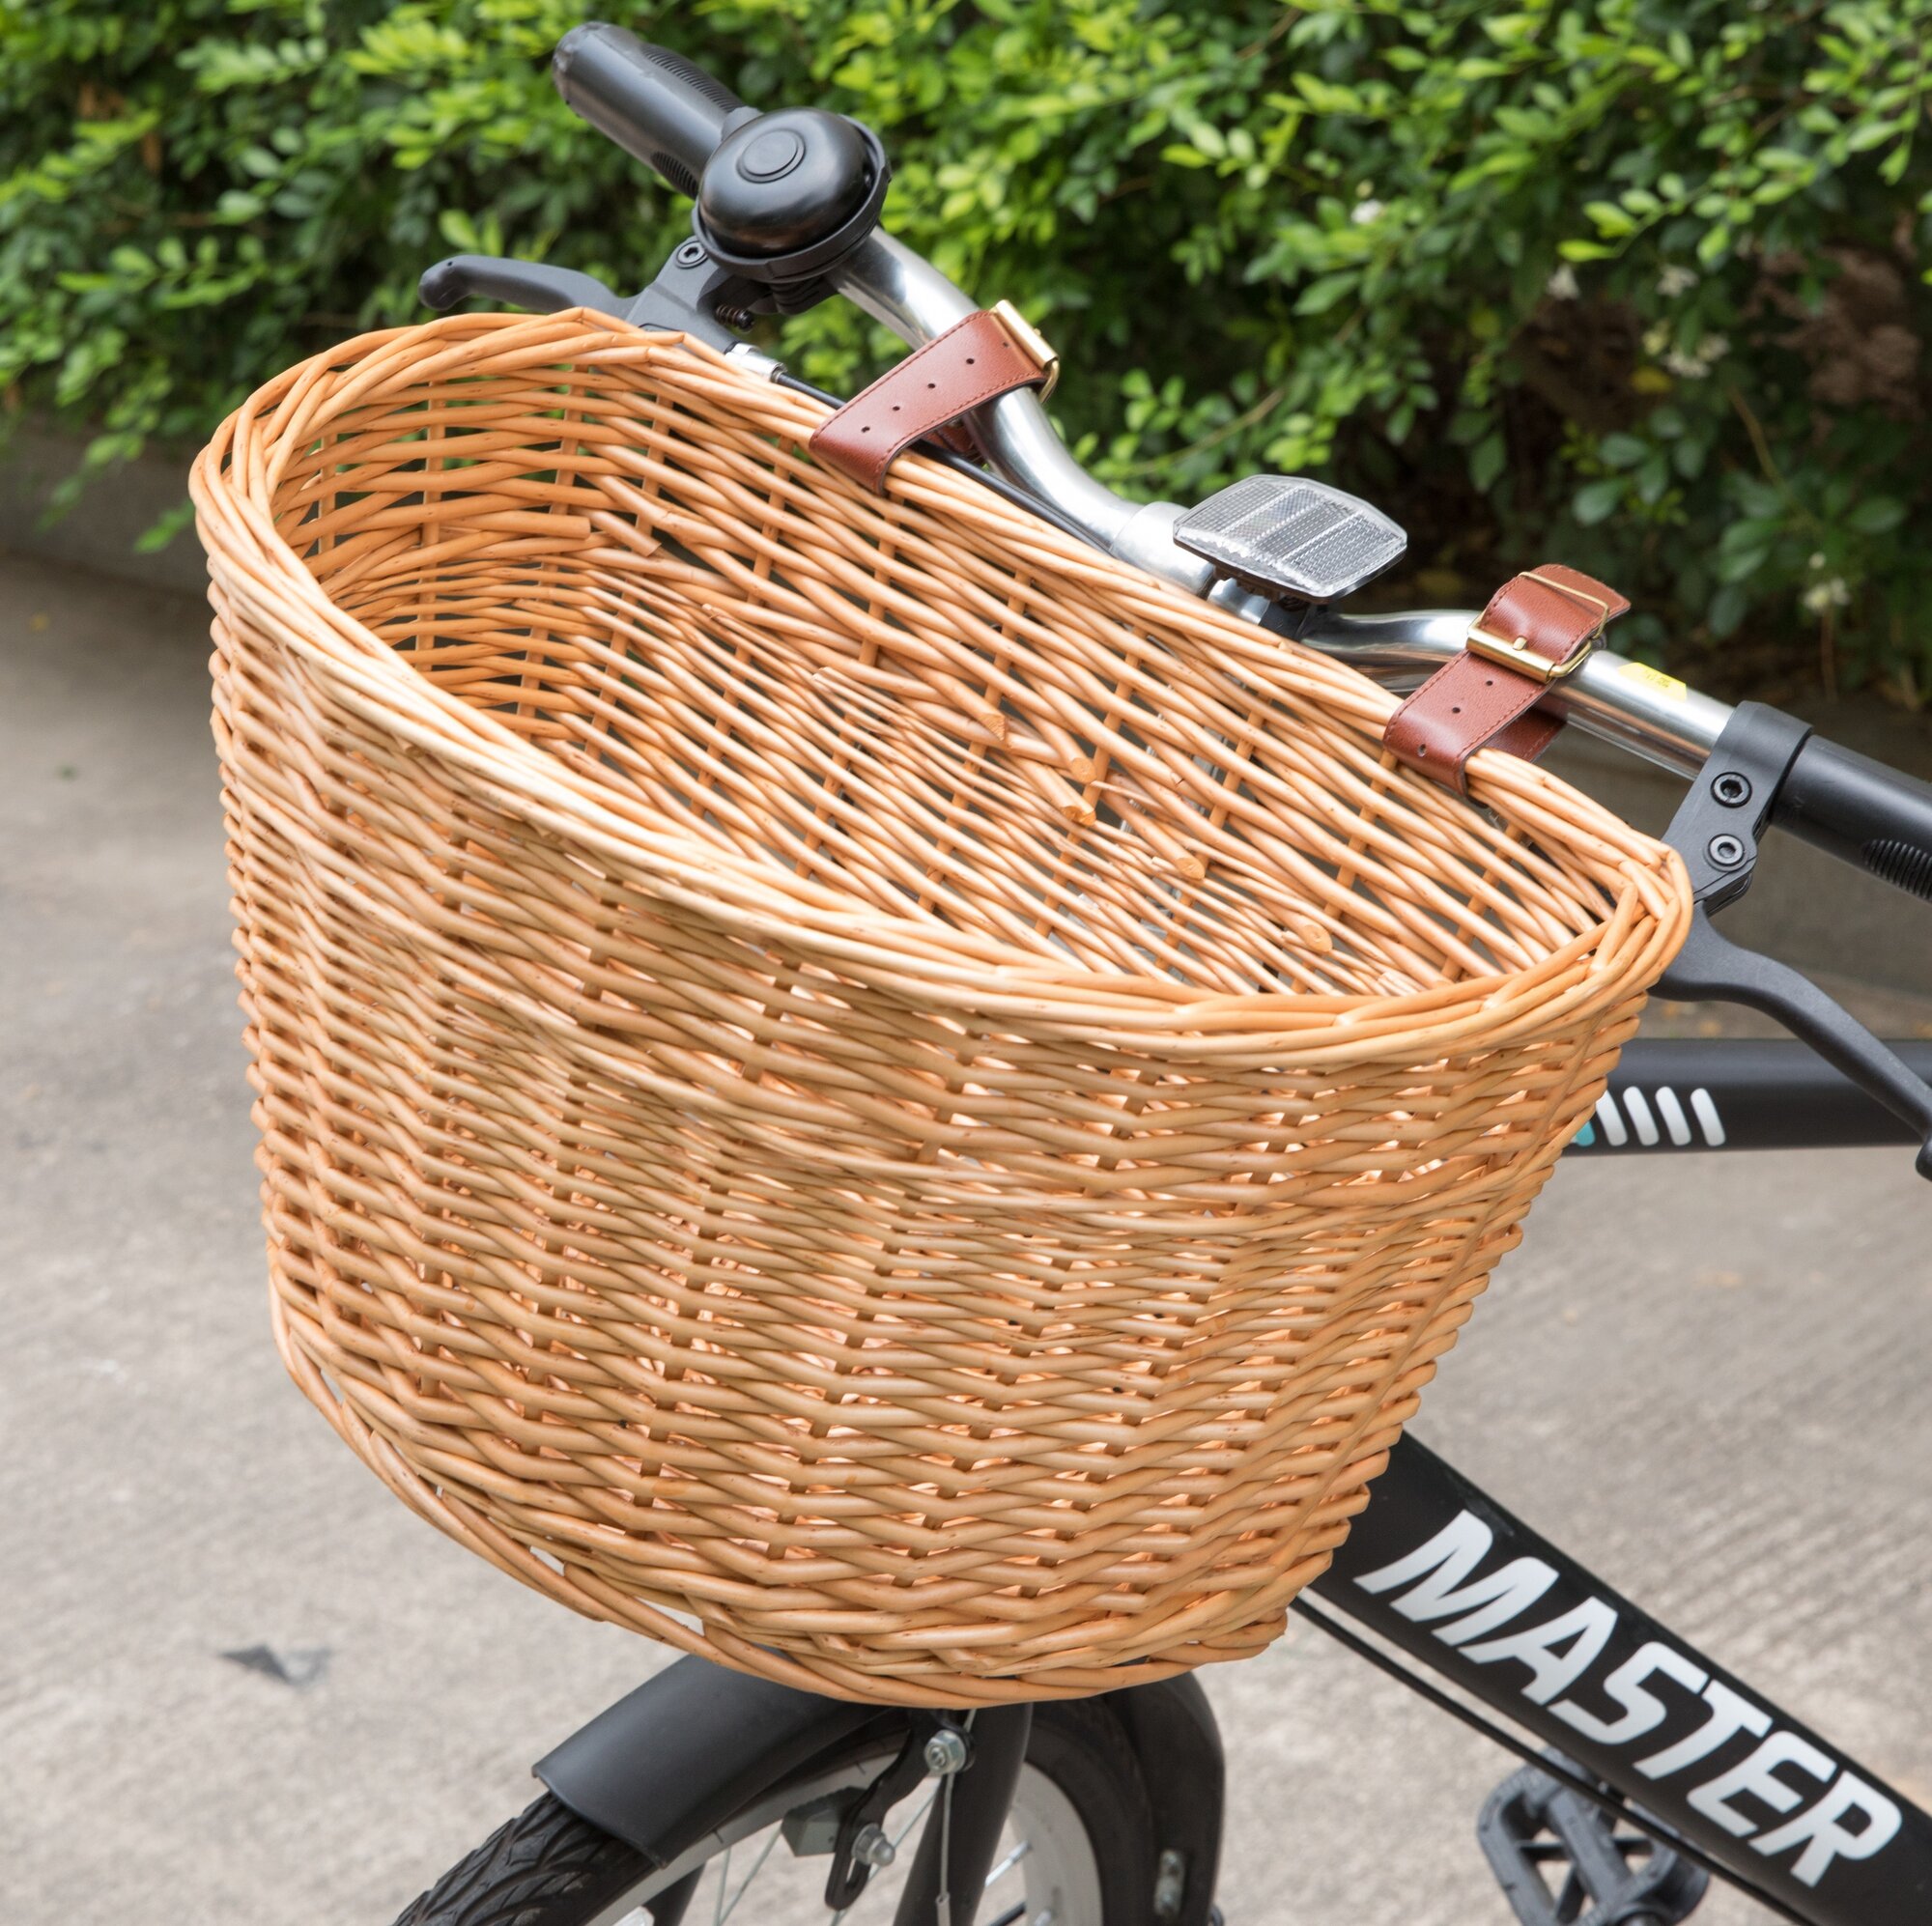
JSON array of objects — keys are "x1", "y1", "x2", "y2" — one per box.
[{"x1": 697, "y1": 109, "x2": 875, "y2": 259}]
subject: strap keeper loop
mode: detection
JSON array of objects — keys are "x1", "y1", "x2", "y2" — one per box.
[{"x1": 988, "y1": 299, "x2": 1058, "y2": 399}]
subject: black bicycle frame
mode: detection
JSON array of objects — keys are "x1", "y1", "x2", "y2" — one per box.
[
  {"x1": 1312, "y1": 1431, "x2": 1932, "y2": 1924},
  {"x1": 1287, "y1": 1033, "x2": 1932, "y2": 1926},
  {"x1": 1574, "y1": 1036, "x2": 1932, "y2": 1156}
]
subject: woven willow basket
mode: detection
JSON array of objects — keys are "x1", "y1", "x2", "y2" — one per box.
[{"x1": 192, "y1": 309, "x2": 1690, "y2": 1705}]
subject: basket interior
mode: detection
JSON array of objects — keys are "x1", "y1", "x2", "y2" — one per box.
[{"x1": 273, "y1": 348, "x2": 1624, "y2": 1003}]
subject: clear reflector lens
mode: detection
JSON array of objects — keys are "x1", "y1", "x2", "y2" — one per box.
[{"x1": 1176, "y1": 475, "x2": 1407, "y2": 603}]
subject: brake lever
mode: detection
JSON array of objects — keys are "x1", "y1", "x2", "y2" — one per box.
[
  {"x1": 1657, "y1": 702, "x2": 1932, "y2": 1180},
  {"x1": 418, "y1": 245, "x2": 775, "y2": 357}
]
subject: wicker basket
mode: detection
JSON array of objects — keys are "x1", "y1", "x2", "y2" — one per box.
[{"x1": 192, "y1": 309, "x2": 1690, "y2": 1705}]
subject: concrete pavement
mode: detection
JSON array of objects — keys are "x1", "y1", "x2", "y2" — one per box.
[{"x1": 3, "y1": 552, "x2": 1929, "y2": 1925}]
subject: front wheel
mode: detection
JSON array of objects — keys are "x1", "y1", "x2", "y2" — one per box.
[{"x1": 394, "y1": 1697, "x2": 1158, "y2": 1926}]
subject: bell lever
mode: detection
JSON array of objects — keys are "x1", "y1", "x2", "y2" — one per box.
[
  {"x1": 1657, "y1": 701, "x2": 1932, "y2": 1181},
  {"x1": 417, "y1": 256, "x2": 628, "y2": 322}
]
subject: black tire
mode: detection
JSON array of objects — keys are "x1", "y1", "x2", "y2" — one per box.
[
  {"x1": 392, "y1": 1698, "x2": 1157, "y2": 1926},
  {"x1": 1018, "y1": 1697, "x2": 1158, "y2": 1926},
  {"x1": 392, "y1": 1793, "x2": 650, "y2": 1926}
]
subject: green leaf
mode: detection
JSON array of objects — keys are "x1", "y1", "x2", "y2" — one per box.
[
  {"x1": 1483, "y1": 14, "x2": 1541, "y2": 46},
  {"x1": 135, "y1": 497, "x2": 194, "y2": 552},
  {"x1": 1599, "y1": 433, "x2": 1649, "y2": 469},
  {"x1": 1470, "y1": 430, "x2": 1507, "y2": 491},
  {"x1": 1718, "y1": 543, "x2": 1775, "y2": 584},
  {"x1": 1584, "y1": 200, "x2": 1637, "y2": 237},
  {"x1": 1708, "y1": 583, "x2": 1749, "y2": 637},
  {"x1": 1574, "y1": 478, "x2": 1624, "y2": 525},
  {"x1": 1292, "y1": 74, "x2": 1360, "y2": 115},
  {"x1": 1672, "y1": 438, "x2": 1709, "y2": 480},
  {"x1": 1847, "y1": 496, "x2": 1906, "y2": 535},
  {"x1": 1294, "y1": 273, "x2": 1358, "y2": 316},
  {"x1": 1695, "y1": 221, "x2": 1732, "y2": 267}
]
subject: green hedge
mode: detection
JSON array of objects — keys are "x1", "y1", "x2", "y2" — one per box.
[{"x1": 5, "y1": 0, "x2": 1932, "y2": 700}]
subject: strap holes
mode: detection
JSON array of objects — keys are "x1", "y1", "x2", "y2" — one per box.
[
  {"x1": 966, "y1": 356, "x2": 976, "y2": 365},
  {"x1": 926, "y1": 381, "x2": 937, "y2": 388},
  {"x1": 1451, "y1": 705, "x2": 1462, "y2": 715}
]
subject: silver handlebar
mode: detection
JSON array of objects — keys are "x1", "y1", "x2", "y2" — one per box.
[{"x1": 830, "y1": 233, "x2": 1731, "y2": 777}]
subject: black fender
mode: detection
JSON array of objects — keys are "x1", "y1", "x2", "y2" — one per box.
[
  {"x1": 536, "y1": 1656, "x2": 1226, "y2": 1921},
  {"x1": 534, "y1": 1657, "x2": 886, "y2": 1874},
  {"x1": 1097, "y1": 1671, "x2": 1225, "y2": 1926}
]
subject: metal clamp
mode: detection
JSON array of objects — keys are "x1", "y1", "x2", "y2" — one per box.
[{"x1": 1657, "y1": 701, "x2": 1932, "y2": 1181}]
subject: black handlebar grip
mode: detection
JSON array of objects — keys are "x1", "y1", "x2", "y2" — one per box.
[
  {"x1": 553, "y1": 24, "x2": 747, "y2": 197},
  {"x1": 1776, "y1": 735, "x2": 1932, "y2": 901}
]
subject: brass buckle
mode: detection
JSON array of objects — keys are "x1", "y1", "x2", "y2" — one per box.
[
  {"x1": 991, "y1": 299, "x2": 1059, "y2": 400},
  {"x1": 1465, "y1": 575, "x2": 1608, "y2": 684},
  {"x1": 1465, "y1": 623, "x2": 1595, "y2": 685}
]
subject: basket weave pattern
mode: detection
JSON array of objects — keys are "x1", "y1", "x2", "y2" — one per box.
[{"x1": 193, "y1": 311, "x2": 1690, "y2": 1704}]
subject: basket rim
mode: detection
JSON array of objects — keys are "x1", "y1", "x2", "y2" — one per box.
[{"x1": 190, "y1": 307, "x2": 1691, "y2": 1054}]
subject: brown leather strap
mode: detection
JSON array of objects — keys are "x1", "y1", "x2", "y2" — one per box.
[
  {"x1": 1382, "y1": 564, "x2": 1630, "y2": 793},
  {"x1": 810, "y1": 309, "x2": 1050, "y2": 491}
]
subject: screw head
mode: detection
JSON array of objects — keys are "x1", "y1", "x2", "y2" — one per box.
[
  {"x1": 1712, "y1": 772, "x2": 1752, "y2": 807},
  {"x1": 1707, "y1": 833, "x2": 1747, "y2": 868},
  {"x1": 673, "y1": 239, "x2": 707, "y2": 266},
  {"x1": 923, "y1": 1728, "x2": 971, "y2": 1776},
  {"x1": 851, "y1": 1823, "x2": 895, "y2": 1869}
]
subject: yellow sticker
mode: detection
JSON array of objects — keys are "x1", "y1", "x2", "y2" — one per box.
[{"x1": 1618, "y1": 660, "x2": 1689, "y2": 702}]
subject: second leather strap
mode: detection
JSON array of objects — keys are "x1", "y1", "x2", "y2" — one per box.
[{"x1": 1383, "y1": 564, "x2": 1630, "y2": 793}]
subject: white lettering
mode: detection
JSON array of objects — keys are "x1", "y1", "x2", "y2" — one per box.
[
  {"x1": 1552, "y1": 1639, "x2": 1708, "y2": 1745},
  {"x1": 1753, "y1": 1772, "x2": 1904, "y2": 1888},
  {"x1": 1689, "y1": 1731, "x2": 1834, "y2": 1836},
  {"x1": 1353, "y1": 1512, "x2": 1558, "y2": 1644},
  {"x1": 1461, "y1": 1599, "x2": 1619, "y2": 1705},
  {"x1": 1636, "y1": 1680, "x2": 1771, "y2": 1780}
]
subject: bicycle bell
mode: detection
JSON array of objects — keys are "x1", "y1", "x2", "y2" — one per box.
[{"x1": 691, "y1": 107, "x2": 890, "y2": 309}]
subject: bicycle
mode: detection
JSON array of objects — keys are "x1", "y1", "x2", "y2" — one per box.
[{"x1": 327, "y1": 25, "x2": 1932, "y2": 1926}]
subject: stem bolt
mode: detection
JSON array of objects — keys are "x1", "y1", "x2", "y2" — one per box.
[
  {"x1": 1707, "y1": 833, "x2": 1747, "y2": 868},
  {"x1": 852, "y1": 1823, "x2": 896, "y2": 1869},
  {"x1": 923, "y1": 1728, "x2": 971, "y2": 1776},
  {"x1": 1712, "y1": 772, "x2": 1752, "y2": 807},
  {"x1": 673, "y1": 239, "x2": 708, "y2": 267}
]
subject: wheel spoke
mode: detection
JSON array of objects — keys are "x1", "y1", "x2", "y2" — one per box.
[
  {"x1": 716, "y1": 1826, "x2": 781, "y2": 1926},
  {"x1": 982, "y1": 1838, "x2": 1032, "y2": 1888},
  {"x1": 891, "y1": 1783, "x2": 941, "y2": 1851}
]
